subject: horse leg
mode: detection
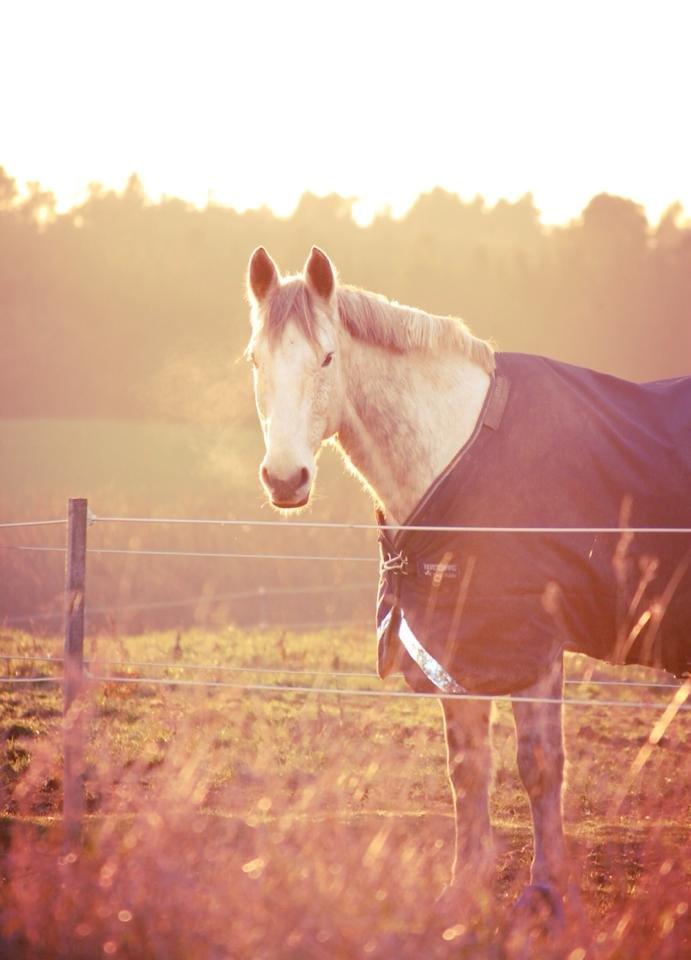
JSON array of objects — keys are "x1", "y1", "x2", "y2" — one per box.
[
  {"x1": 511, "y1": 653, "x2": 570, "y2": 918},
  {"x1": 508, "y1": 653, "x2": 591, "y2": 954},
  {"x1": 439, "y1": 698, "x2": 494, "y2": 892}
]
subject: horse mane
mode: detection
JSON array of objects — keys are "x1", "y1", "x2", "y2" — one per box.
[{"x1": 259, "y1": 277, "x2": 495, "y2": 372}]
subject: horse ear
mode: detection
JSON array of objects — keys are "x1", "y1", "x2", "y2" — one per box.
[
  {"x1": 304, "y1": 246, "x2": 336, "y2": 301},
  {"x1": 247, "y1": 247, "x2": 279, "y2": 304}
]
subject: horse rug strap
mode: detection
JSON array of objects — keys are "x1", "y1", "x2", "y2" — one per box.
[
  {"x1": 375, "y1": 352, "x2": 691, "y2": 696},
  {"x1": 377, "y1": 608, "x2": 466, "y2": 694}
]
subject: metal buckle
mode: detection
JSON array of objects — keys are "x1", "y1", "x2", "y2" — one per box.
[{"x1": 381, "y1": 550, "x2": 408, "y2": 576}]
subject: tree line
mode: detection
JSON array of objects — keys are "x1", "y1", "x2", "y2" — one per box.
[
  {"x1": 2, "y1": 167, "x2": 690, "y2": 631},
  {"x1": 2, "y1": 166, "x2": 690, "y2": 425}
]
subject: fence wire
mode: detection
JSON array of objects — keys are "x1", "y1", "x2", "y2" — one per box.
[
  {"x1": 0, "y1": 676, "x2": 61, "y2": 685},
  {"x1": 3, "y1": 580, "x2": 372, "y2": 624},
  {"x1": 92, "y1": 513, "x2": 691, "y2": 535},
  {"x1": 2, "y1": 659, "x2": 688, "y2": 710},
  {"x1": 3, "y1": 513, "x2": 691, "y2": 536},
  {"x1": 0, "y1": 518, "x2": 67, "y2": 529},
  {"x1": 1, "y1": 669, "x2": 688, "y2": 712},
  {"x1": 77, "y1": 671, "x2": 691, "y2": 711},
  {"x1": 0, "y1": 653, "x2": 683, "y2": 690},
  {"x1": 0, "y1": 544, "x2": 379, "y2": 563},
  {"x1": 2, "y1": 509, "x2": 689, "y2": 713}
]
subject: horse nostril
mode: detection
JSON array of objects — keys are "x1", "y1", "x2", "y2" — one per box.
[{"x1": 261, "y1": 464, "x2": 311, "y2": 500}]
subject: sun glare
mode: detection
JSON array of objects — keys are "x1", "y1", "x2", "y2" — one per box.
[{"x1": 2, "y1": 1, "x2": 689, "y2": 225}]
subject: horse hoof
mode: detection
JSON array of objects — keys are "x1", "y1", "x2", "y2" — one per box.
[
  {"x1": 514, "y1": 883, "x2": 565, "y2": 926},
  {"x1": 506, "y1": 885, "x2": 594, "y2": 960},
  {"x1": 500, "y1": 885, "x2": 566, "y2": 960}
]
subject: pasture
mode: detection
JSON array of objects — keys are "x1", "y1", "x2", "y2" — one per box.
[
  {"x1": 1, "y1": 625, "x2": 688, "y2": 959},
  {"x1": 0, "y1": 418, "x2": 377, "y2": 635}
]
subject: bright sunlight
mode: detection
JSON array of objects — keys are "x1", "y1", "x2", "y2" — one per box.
[{"x1": 3, "y1": 0, "x2": 690, "y2": 224}]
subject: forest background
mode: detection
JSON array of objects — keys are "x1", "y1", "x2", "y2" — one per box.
[{"x1": 2, "y1": 166, "x2": 690, "y2": 632}]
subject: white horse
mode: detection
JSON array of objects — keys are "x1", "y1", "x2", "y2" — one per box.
[{"x1": 244, "y1": 245, "x2": 579, "y2": 925}]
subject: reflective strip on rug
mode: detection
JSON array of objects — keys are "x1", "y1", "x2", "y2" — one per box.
[{"x1": 378, "y1": 609, "x2": 466, "y2": 694}]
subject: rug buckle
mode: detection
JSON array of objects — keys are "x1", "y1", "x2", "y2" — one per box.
[{"x1": 381, "y1": 550, "x2": 408, "y2": 576}]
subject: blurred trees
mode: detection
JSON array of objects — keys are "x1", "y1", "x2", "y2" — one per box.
[
  {"x1": 1, "y1": 167, "x2": 690, "y2": 425},
  {"x1": 1, "y1": 170, "x2": 690, "y2": 629}
]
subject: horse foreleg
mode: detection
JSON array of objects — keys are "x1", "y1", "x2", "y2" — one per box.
[
  {"x1": 511, "y1": 654, "x2": 569, "y2": 908},
  {"x1": 439, "y1": 698, "x2": 494, "y2": 891}
]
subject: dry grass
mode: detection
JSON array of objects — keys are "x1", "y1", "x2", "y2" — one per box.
[{"x1": 0, "y1": 627, "x2": 689, "y2": 958}]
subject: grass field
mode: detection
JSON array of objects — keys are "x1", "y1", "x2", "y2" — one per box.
[
  {"x1": 0, "y1": 626, "x2": 689, "y2": 958},
  {"x1": 0, "y1": 418, "x2": 378, "y2": 634}
]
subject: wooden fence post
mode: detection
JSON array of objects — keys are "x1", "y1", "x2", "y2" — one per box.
[{"x1": 63, "y1": 497, "x2": 88, "y2": 846}]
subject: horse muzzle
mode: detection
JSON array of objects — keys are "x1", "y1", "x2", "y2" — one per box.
[{"x1": 260, "y1": 463, "x2": 312, "y2": 510}]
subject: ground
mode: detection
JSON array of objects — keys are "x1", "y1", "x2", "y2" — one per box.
[{"x1": 0, "y1": 626, "x2": 689, "y2": 959}]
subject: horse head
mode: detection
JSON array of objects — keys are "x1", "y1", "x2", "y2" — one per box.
[{"x1": 246, "y1": 246, "x2": 344, "y2": 509}]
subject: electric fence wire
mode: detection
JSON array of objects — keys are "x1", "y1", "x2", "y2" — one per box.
[{"x1": 0, "y1": 653, "x2": 682, "y2": 690}]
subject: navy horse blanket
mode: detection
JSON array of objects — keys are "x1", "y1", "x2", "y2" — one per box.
[{"x1": 376, "y1": 353, "x2": 691, "y2": 695}]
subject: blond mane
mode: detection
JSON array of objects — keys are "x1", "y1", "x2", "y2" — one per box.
[{"x1": 258, "y1": 277, "x2": 495, "y2": 372}]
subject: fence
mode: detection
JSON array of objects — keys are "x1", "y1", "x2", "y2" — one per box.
[{"x1": 1, "y1": 497, "x2": 690, "y2": 844}]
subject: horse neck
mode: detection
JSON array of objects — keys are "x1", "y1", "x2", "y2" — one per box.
[{"x1": 334, "y1": 335, "x2": 491, "y2": 524}]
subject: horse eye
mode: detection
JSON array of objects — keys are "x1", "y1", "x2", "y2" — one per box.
[{"x1": 322, "y1": 351, "x2": 335, "y2": 368}]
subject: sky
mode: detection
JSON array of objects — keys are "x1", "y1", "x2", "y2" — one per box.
[{"x1": 3, "y1": 0, "x2": 690, "y2": 225}]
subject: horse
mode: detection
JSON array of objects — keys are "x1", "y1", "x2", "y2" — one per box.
[{"x1": 243, "y1": 244, "x2": 691, "y2": 929}]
